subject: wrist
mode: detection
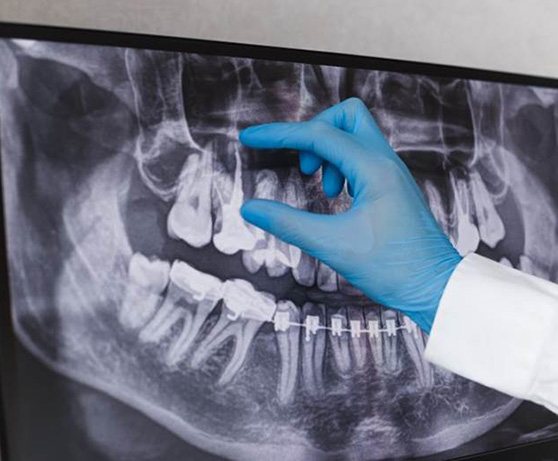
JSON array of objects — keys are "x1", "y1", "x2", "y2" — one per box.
[{"x1": 411, "y1": 249, "x2": 463, "y2": 334}]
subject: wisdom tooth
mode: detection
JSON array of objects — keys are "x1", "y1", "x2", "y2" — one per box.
[
  {"x1": 317, "y1": 262, "x2": 338, "y2": 292},
  {"x1": 365, "y1": 308, "x2": 383, "y2": 367},
  {"x1": 348, "y1": 306, "x2": 367, "y2": 371},
  {"x1": 399, "y1": 314, "x2": 433, "y2": 389},
  {"x1": 213, "y1": 147, "x2": 257, "y2": 255},
  {"x1": 275, "y1": 300, "x2": 300, "y2": 405},
  {"x1": 383, "y1": 310, "x2": 401, "y2": 374},
  {"x1": 165, "y1": 261, "x2": 223, "y2": 366},
  {"x1": 243, "y1": 170, "x2": 292, "y2": 277},
  {"x1": 301, "y1": 303, "x2": 326, "y2": 395},
  {"x1": 119, "y1": 253, "x2": 170, "y2": 330},
  {"x1": 167, "y1": 151, "x2": 213, "y2": 248},
  {"x1": 328, "y1": 307, "x2": 351, "y2": 377},
  {"x1": 449, "y1": 171, "x2": 480, "y2": 255}
]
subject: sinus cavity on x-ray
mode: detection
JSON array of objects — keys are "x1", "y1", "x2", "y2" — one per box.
[{"x1": 1, "y1": 38, "x2": 558, "y2": 461}]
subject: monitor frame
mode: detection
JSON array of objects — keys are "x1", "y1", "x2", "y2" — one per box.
[{"x1": 0, "y1": 21, "x2": 558, "y2": 461}]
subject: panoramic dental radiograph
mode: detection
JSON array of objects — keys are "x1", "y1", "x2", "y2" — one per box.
[{"x1": 1, "y1": 38, "x2": 558, "y2": 460}]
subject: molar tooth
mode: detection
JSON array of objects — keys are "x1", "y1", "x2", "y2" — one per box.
[
  {"x1": 167, "y1": 151, "x2": 213, "y2": 247},
  {"x1": 164, "y1": 261, "x2": 223, "y2": 366},
  {"x1": 189, "y1": 312, "x2": 262, "y2": 386},
  {"x1": 221, "y1": 279, "x2": 276, "y2": 322},
  {"x1": 327, "y1": 307, "x2": 351, "y2": 377},
  {"x1": 293, "y1": 252, "x2": 317, "y2": 287},
  {"x1": 301, "y1": 303, "x2": 326, "y2": 395},
  {"x1": 189, "y1": 279, "x2": 274, "y2": 385},
  {"x1": 448, "y1": 171, "x2": 480, "y2": 255},
  {"x1": 365, "y1": 307, "x2": 383, "y2": 367},
  {"x1": 138, "y1": 261, "x2": 222, "y2": 359},
  {"x1": 382, "y1": 309, "x2": 400, "y2": 374},
  {"x1": 119, "y1": 253, "x2": 170, "y2": 330},
  {"x1": 468, "y1": 170, "x2": 505, "y2": 248},
  {"x1": 347, "y1": 306, "x2": 367, "y2": 371},
  {"x1": 399, "y1": 313, "x2": 434, "y2": 389},
  {"x1": 317, "y1": 262, "x2": 338, "y2": 292},
  {"x1": 274, "y1": 300, "x2": 300, "y2": 405},
  {"x1": 213, "y1": 147, "x2": 257, "y2": 255}
]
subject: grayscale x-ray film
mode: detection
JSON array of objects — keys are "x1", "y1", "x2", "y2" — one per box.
[{"x1": 1, "y1": 38, "x2": 558, "y2": 461}]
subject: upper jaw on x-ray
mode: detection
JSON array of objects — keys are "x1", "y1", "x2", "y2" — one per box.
[{"x1": 1, "y1": 38, "x2": 557, "y2": 461}]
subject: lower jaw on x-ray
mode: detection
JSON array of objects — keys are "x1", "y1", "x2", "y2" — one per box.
[{"x1": 1, "y1": 37, "x2": 558, "y2": 461}]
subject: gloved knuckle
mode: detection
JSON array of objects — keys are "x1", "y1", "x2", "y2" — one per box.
[
  {"x1": 309, "y1": 119, "x2": 330, "y2": 136},
  {"x1": 344, "y1": 97, "x2": 366, "y2": 111}
]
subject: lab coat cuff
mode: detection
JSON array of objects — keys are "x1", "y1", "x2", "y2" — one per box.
[{"x1": 424, "y1": 253, "x2": 558, "y2": 402}]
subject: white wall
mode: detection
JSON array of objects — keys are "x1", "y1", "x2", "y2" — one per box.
[{"x1": 0, "y1": 0, "x2": 557, "y2": 78}]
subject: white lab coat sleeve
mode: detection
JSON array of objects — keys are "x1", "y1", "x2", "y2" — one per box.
[{"x1": 424, "y1": 253, "x2": 558, "y2": 414}]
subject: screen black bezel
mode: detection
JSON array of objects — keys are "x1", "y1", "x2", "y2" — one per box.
[{"x1": 0, "y1": 21, "x2": 558, "y2": 461}]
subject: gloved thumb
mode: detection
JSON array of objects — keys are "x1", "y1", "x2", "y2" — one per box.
[{"x1": 240, "y1": 199, "x2": 330, "y2": 257}]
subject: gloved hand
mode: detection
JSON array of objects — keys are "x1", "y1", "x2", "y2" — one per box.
[{"x1": 239, "y1": 98, "x2": 462, "y2": 333}]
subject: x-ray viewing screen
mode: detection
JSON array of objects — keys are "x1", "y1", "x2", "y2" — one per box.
[{"x1": 1, "y1": 31, "x2": 558, "y2": 461}]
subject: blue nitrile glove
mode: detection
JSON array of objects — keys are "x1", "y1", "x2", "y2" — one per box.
[{"x1": 239, "y1": 98, "x2": 462, "y2": 334}]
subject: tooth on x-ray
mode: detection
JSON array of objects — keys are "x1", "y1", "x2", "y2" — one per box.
[
  {"x1": 222, "y1": 278, "x2": 276, "y2": 322},
  {"x1": 317, "y1": 262, "x2": 338, "y2": 292},
  {"x1": 449, "y1": 171, "x2": 480, "y2": 255},
  {"x1": 119, "y1": 253, "x2": 171, "y2": 330},
  {"x1": 167, "y1": 151, "x2": 214, "y2": 248},
  {"x1": 275, "y1": 300, "x2": 301, "y2": 405},
  {"x1": 213, "y1": 147, "x2": 257, "y2": 255},
  {"x1": 242, "y1": 169, "x2": 293, "y2": 277},
  {"x1": 468, "y1": 170, "x2": 505, "y2": 248}
]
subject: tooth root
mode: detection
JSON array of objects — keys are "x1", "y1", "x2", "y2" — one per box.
[
  {"x1": 338, "y1": 275, "x2": 363, "y2": 296},
  {"x1": 449, "y1": 171, "x2": 480, "y2": 255},
  {"x1": 382, "y1": 309, "x2": 400, "y2": 374},
  {"x1": 119, "y1": 253, "x2": 170, "y2": 330},
  {"x1": 328, "y1": 307, "x2": 351, "y2": 377},
  {"x1": 301, "y1": 303, "x2": 326, "y2": 394},
  {"x1": 347, "y1": 306, "x2": 367, "y2": 371},
  {"x1": 190, "y1": 306, "x2": 230, "y2": 369},
  {"x1": 190, "y1": 278, "x2": 272, "y2": 383},
  {"x1": 317, "y1": 262, "x2": 338, "y2": 292},
  {"x1": 469, "y1": 170, "x2": 505, "y2": 248},
  {"x1": 166, "y1": 297, "x2": 219, "y2": 366},
  {"x1": 167, "y1": 152, "x2": 213, "y2": 248},
  {"x1": 213, "y1": 148, "x2": 257, "y2": 255},
  {"x1": 293, "y1": 252, "x2": 316, "y2": 287},
  {"x1": 399, "y1": 314, "x2": 434, "y2": 389},
  {"x1": 189, "y1": 307, "x2": 262, "y2": 386},
  {"x1": 365, "y1": 307, "x2": 384, "y2": 367},
  {"x1": 423, "y1": 179, "x2": 450, "y2": 235},
  {"x1": 218, "y1": 320, "x2": 261, "y2": 386},
  {"x1": 275, "y1": 300, "x2": 300, "y2": 405},
  {"x1": 139, "y1": 283, "x2": 190, "y2": 343}
]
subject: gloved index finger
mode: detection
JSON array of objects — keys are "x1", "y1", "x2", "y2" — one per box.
[{"x1": 239, "y1": 120, "x2": 368, "y2": 187}]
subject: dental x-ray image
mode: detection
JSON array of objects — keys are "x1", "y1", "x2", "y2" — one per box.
[{"x1": 1, "y1": 36, "x2": 558, "y2": 461}]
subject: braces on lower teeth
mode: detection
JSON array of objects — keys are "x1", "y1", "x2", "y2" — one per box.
[{"x1": 272, "y1": 311, "x2": 420, "y2": 340}]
